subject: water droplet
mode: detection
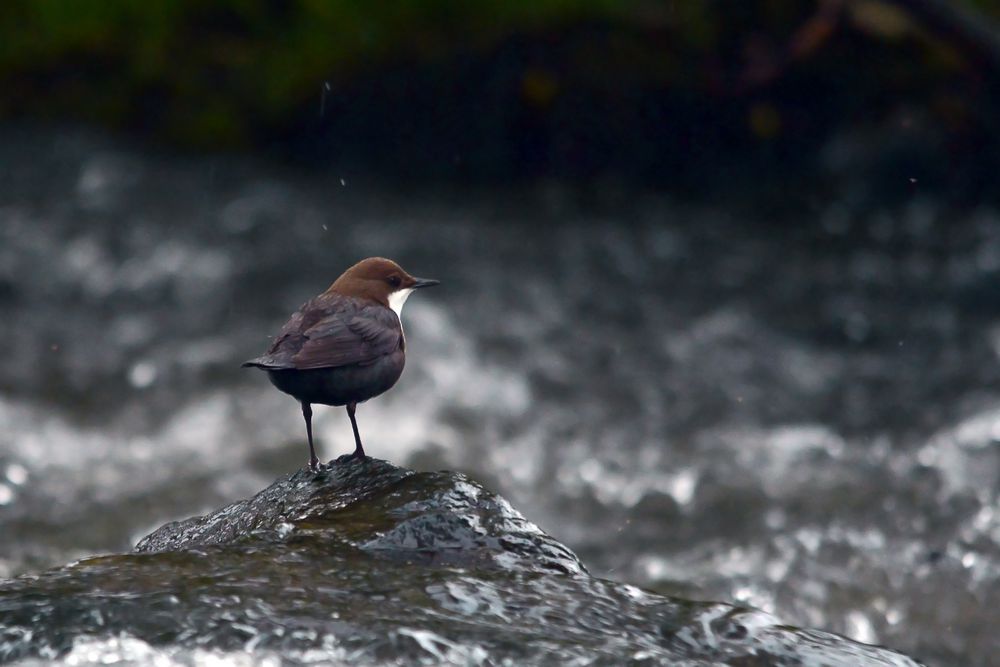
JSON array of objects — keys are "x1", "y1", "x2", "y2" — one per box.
[
  {"x1": 5, "y1": 463, "x2": 28, "y2": 486},
  {"x1": 845, "y1": 610, "x2": 876, "y2": 644},
  {"x1": 666, "y1": 468, "x2": 697, "y2": 506},
  {"x1": 128, "y1": 361, "x2": 158, "y2": 388}
]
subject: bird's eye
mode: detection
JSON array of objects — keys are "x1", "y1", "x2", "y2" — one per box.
[{"x1": 388, "y1": 275, "x2": 401, "y2": 287}]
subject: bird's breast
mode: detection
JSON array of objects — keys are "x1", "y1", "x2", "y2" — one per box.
[{"x1": 266, "y1": 348, "x2": 405, "y2": 407}]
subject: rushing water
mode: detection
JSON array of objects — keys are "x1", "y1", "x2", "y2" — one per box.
[{"x1": 0, "y1": 126, "x2": 997, "y2": 664}]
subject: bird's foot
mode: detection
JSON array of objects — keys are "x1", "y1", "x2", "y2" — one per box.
[{"x1": 308, "y1": 457, "x2": 322, "y2": 472}]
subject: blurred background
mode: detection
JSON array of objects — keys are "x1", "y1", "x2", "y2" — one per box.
[{"x1": 1, "y1": 1, "x2": 999, "y2": 664}]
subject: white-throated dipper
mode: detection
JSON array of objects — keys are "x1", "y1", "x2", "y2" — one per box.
[{"x1": 242, "y1": 257, "x2": 439, "y2": 470}]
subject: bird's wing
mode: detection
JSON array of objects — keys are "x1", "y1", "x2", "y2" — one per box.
[
  {"x1": 243, "y1": 296, "x2": 401, "y2": 371},
  {"x1": 267, "y1": 296, "x2": 400, "y2": 371},
  {"x1": 291, "y1": 310, "x2": 401, "y2": 370}
]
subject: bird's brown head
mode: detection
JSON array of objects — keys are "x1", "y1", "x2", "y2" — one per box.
[{"x1": 326, "y1": 257, "x2": 439, "y2": 314}]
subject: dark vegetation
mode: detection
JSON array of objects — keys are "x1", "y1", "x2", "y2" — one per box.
[{"x1": 2, "y1": 1, "x2": 1000, "y2": 202}]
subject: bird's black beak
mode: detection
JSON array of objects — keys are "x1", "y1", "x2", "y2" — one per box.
[{"x1": 412, "y1": 277, "x2": 440, "y2": 289}]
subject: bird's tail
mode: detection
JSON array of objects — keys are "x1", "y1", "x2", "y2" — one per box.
[{"x1": 241, "y1": 356, "x2": 281, "y2": 369}]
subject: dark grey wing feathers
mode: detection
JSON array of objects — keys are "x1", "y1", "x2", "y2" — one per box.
[
  {"x1": 244, "y1": 295, "x2": 401, "y2": 371},
  {"x1": 344, "y1": 315, "x2": 403, "y2": 366},
  {"x1": 293, "y1": 307, "x2": 401, "y2": 370}
]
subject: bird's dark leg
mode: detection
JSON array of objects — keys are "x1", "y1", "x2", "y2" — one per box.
[
  {"x1": 346, "y1": 401, "x2": 366, "y2": 460},
  {"x1": 301, "y1": 401, "x2": 319, "y2": 471}
]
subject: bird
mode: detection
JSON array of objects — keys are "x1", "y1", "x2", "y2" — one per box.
[{"x1": 242, "y1": 257, "x2": 439, "y2": 470}]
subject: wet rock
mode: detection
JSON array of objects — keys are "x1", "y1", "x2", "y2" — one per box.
[
  {"x1": 134, "y1": 455, "x2": 584, "y2": 575},
  {"x1": 0, "y1": 457, "x2": 923, "y2": 665}
]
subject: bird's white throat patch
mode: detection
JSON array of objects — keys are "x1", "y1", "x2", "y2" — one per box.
[{"x1": 388, "y1": 288, "x2": 415, "y2": 318}]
